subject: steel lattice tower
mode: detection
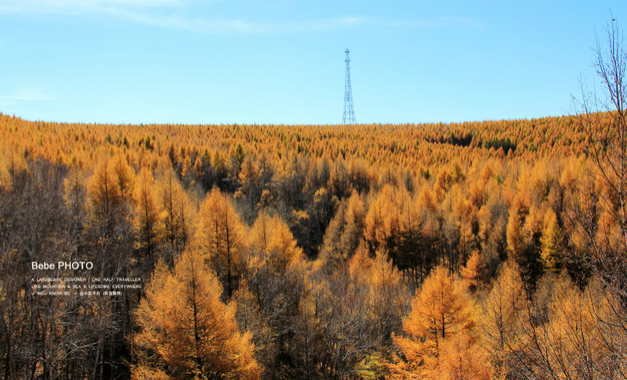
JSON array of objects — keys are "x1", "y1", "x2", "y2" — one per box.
[{"x1": 342, "y1": 48, "x2": 356, "y2": 125}]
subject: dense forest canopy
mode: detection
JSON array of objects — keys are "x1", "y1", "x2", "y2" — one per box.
[
  {"x1": 1, "y1": 105, "x2": 626, "y2": 379},
  {"x1": 0, "y1": 112, "x2": 592, "y2": 169}
]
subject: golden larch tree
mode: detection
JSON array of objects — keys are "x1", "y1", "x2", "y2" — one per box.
[
  {"x1": 319, "y1": 190, "x2": 365, "y2": 268},
  {"x1": 460, "y1": 250, "x2": 484, "y2": 293},
  {"x1": 438, "y1": 334, "x2": 494, "y2": 380},
  {"x1": 506, "y1": 196, "x2": 528, "y2": 270},
  {"x1": 194, "y1": 188, "x2": 245, "y2": 298},
  {"x1": 133, "y1": 251, "x2": 261, "y2": 380},
  {"x1": 132, "y1": 167, "x2": 163, "y2": 264},
  {"x1": 480, "y1": 260, "x2": 525, "y2": 377},
  {"x1": 349, "y1": 243, "x2": 407, "y2": 347},
  {"x1": 113, "y1": 155, "x2": 135, "y2": 202},
  {"x1": 389, "y1": 265, "x2": 487, "y2": 379},
  {"x1": 88, "y1": 157, "x2": 122, "y2": 222},
  {"x1": 539, "y1": 209, "x2": 563, "y2": 272},
  {"x1": 266, "y1": 215, "x2": 303, "y2": 275},
  {"x1": 247, "y1": 211, "x2": 272, "y2": 270},
  {"x1": 523, "y1": 275, "x2": 627, "y2": 380},
  {"x1": 158, "y1": 170, "x2": 195, "y2": 260}
]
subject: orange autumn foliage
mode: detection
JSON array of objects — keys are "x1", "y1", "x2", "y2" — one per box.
[
  {"x1": 133, "y1": 251, "x2": 261, "y2": 379},
  {"x1": 389, "y1": 265, "x2": 492, "y2": 379}
]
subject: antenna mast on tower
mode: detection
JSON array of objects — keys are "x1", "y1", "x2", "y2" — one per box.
[{"x1": 343, "y1": 48, "x2": 356, "y2": 125}]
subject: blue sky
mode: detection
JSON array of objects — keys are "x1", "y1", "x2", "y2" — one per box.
[{"x1": 0, "y1": 0, "x2": 624, "y2": 125}]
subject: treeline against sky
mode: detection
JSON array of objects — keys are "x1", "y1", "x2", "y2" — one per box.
[{"x1": 0, "y1": 112, "x2": 625, "y2": 379}]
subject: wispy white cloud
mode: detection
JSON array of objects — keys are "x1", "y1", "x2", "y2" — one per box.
[
  {"x1": 414, "y1": 17, "x2": 486, "y2": 30},
  {"x1": 0, "y1": 88, "x2": 57, "y2": 107},
  {"x1": 87, "y1": 9, "x2": 478, "y2": 35},
  {"x1": 372, "y1": 16, "x2": 486, "y2": 30},
  {"x1": 0, "y1": 0, "x2": 364, "y2": 34},
  {"x1": 0, "y1": 0, "x2": 185, "y2": 13},
  {"x1": 0, "y1": 0, "x2": 482, "y2": 35},
  {"x1": 105, "y1": 7, "x2": 364, "y2": 34},
  {"x1": 10, "y1": 88, "x2": 56, "y2": 101}
]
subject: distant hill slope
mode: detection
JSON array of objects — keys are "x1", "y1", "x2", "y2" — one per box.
[{"x1": 0, "y1": 113, "x2": 596, "y2": 173}]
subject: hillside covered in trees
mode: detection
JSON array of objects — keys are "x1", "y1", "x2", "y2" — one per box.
[{"x1": 1, "y1": 107, "x2": 626, "y2": 380}]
